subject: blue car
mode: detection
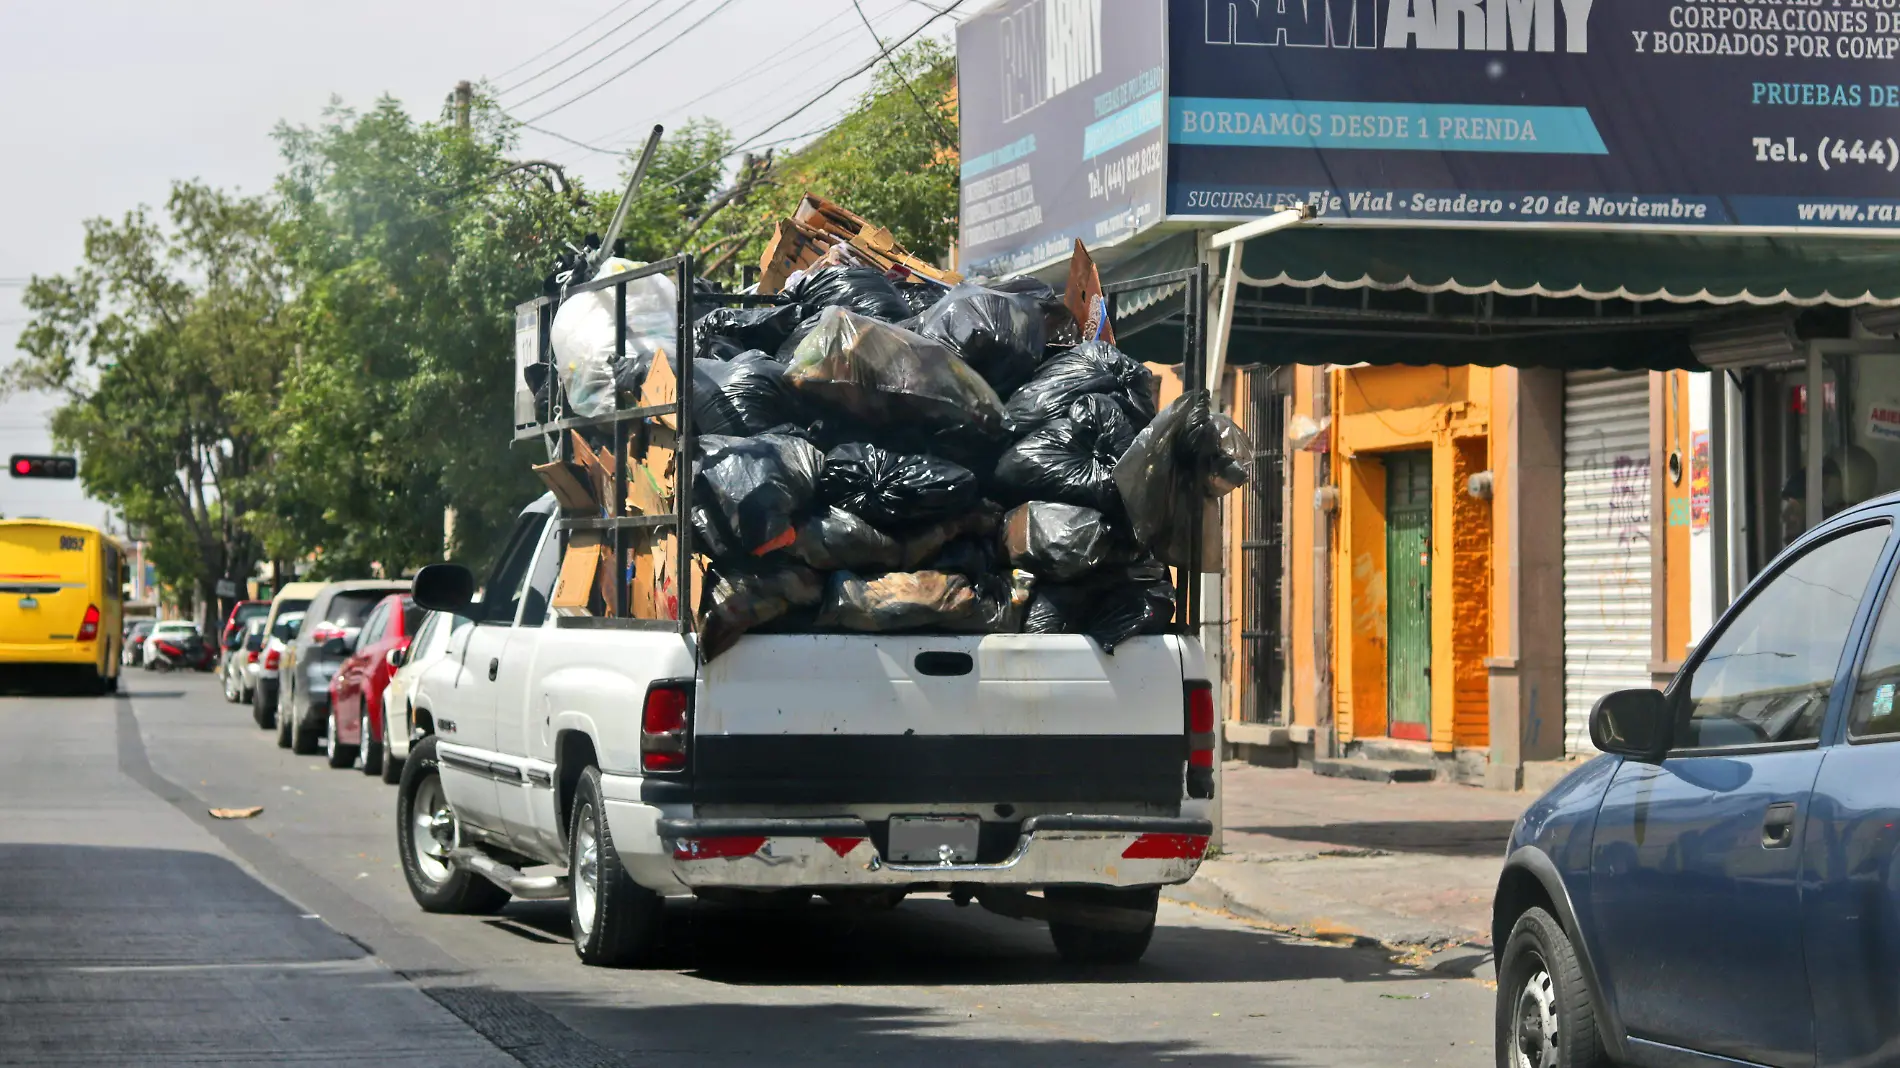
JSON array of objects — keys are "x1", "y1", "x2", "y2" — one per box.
[{"x1": 1494, "y1": 495, "x2": 1900, "y2": 1068}]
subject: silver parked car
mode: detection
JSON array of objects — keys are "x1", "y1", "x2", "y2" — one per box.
[{"x1": 221, "y1": 617, "x2": 267, "y2": 704}]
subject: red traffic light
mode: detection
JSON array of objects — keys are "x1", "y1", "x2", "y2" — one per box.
[{"x1": 8, "y1": 455, "x2": 77, "y2": 479}]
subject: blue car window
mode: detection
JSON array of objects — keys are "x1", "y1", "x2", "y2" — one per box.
[
  {"x1": 1848, "y1": 549, "x2": 1900, "y2": 741},
  {"x1": 1682, "y1": 522, "x2": 1889, "y2": 749}
]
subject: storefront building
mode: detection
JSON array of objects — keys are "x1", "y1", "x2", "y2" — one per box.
[{"x1": 955, "y1": 0, "x2": 1900, "y2": 788}]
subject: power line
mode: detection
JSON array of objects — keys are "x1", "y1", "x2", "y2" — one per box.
[
  {"x1": 519, "y1": 0, "x2": 744, "y2": 124},
  {"x1": 725, "y1": 0, "x2": 965, "y2": 157},
  {"x1": 506, "y1": 0, "x2": 701, "y2": 109},
  {"x1": 495, "y1": 0, "x2": 668, "y2": 96},
  {"x1": 490, "y1": 0, "x2": 643, "y2": 81},
  {"x1": 850, "y1": 0, "x2": 956, "y2": 144},
  {"x1": 535, "y1": 0, "x2": 906, "y2": 166}
]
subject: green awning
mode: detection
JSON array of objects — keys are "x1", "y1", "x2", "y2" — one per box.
[{"x1": 1238, "y1": 229, "x2": 1900, "y2": 307}]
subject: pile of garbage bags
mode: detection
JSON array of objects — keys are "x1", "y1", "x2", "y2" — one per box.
[{"x1": 546, "y1": 259, "x2": 1252, "y2": 659}]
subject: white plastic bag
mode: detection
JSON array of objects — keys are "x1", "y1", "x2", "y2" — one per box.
[{"x1": 550, "y1": 258, "x2": 680, "y2": 418}]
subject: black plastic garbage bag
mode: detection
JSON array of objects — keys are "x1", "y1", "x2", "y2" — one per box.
[
  {"x1": 1003, "y1": 501, "x2": 1108, "y2": 582},
  {"x1": 1113, "y1": 390, "x2": 1252, "y2": 568},
  {"x1": 895, "y1": 278, "x2": 952, "y2": 317},
  {"x1": 993, "y1": 394, "x2": 1136, "y2": 512},
  {"x1": 691, "y1": 352, "x2": 800, "y2": 436},
  {"x1": 785, "y1": 308, "x2": 1007, "y2": 447},
  {"x1": 993, "y1": 277, "x2": 1080, "y2": 350},
  {"x1": 819, "y1": 442, "x2": 978, "y2": 530},
  {"x1": 912, "y1": 284, "x2": 1047, "y2": 398},
  {"x1": 787, "y1": 506, "x2": 903, "y2": 572},
  {"x1": 698, "y1": 561, "x2": 825, "y2": 661},
  {"x1": 780, "y1": 265, "x2": 912, "y2": 322},
  {"x1": 695, "y1": 432, "x2": 825, "y2": 557},
  {"x1": 898, "y1": 507, "x2": 1002, "y2": 570},
  {"x1": 695, "y1": 304, "x2": 805, "y2": 361},
  {"x1": 914, "y1": 536, "x2": 1000, "y2": 581},
  {"x1": 1003, "y1": 341, "x2": 1157, "y2": 435},
  {"x1": 815, "y1": 570, "x2": 1005, "y2": 633},
  {"x1": 1021, "y1": 558, "x2": 1174, "y2": 653}
]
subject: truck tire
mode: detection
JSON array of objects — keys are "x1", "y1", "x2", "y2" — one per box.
[
  {"x1": 1497, "y1": 907, "x2": 1604, "y2": 1068},
  {"x1": 291, "y1": 704, "x2": 323, "y2": 755},
  {"x1": 397, "y1": 735, "x2": 509, "y2": 915},
  {"x1": 568, "y1": 766, "x2": 662, "y2": 967},
  {"x1": 1047, "y1": 886, "x2": 1159, "y2": 966},
  {"x1": 325, "y1": 710, "x2": 357, "y2": 769}
]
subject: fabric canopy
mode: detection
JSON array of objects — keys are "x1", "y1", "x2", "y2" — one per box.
[{"x1": 1236, "y1": 228, "x2": 1900, "y2": 307}]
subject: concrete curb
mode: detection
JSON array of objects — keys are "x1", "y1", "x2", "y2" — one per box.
[{"x1": 1162, "y1": 862, "x2": 1496, "y2": 982}]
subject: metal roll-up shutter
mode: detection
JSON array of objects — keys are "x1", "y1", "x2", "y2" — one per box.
[{"x1": 1562, "y1": 370, "x2": 1653, "y2": 756}]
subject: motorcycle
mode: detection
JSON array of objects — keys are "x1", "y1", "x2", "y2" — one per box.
[{"x1": 148, "y1": 634, "x2": 214, "y2": 673}]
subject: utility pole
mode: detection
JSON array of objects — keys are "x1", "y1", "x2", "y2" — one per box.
[{"x1": 444, "y1": 78, "x2": 471, "y2": 560}]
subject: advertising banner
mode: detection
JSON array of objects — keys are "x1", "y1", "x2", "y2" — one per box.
[
  {"x1": 1167, "y1": 0, "x2": 1900, "y2": 233},
  {"x1": 957, "y1": 0, "x2": 1171, "y2": 275}
]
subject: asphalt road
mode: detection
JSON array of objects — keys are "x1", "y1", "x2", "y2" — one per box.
[{"x1": 0, "y1": 668, "x2": 1494, "y2": 1067}]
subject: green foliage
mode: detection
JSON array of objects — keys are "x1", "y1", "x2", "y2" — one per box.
[
  {"x1": 705, "y1": 41, "x2": 960, "y2": 281},
  {"x1": 271, "y1": 94, "x2": 588, "y2": 576},
  {"x1": 8, "y1": 42, "x2": 963, "y2": 601},
  {"x1": 6, "y1": 182, "x2": 287, "y2": 618}
]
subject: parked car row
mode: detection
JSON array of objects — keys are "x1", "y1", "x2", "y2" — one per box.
[{"x1": 237, "y1": 578, "x2": 469, "y2": 788}]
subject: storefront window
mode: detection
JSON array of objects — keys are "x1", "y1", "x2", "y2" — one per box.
[{"x1": 1739, "y1": 354, "x2": 1900, "y2": 575}]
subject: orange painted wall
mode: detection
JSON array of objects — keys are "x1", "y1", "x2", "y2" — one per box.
[{"x1": 1452, "y1": 437, "x2": 1492, "y2": 749}]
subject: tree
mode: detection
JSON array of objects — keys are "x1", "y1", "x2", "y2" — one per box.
[
  {"x1": 5, "y1": 182, "x2": 288, "y2": 627},
  {"x1": 271, "y1": 95, "x2": 592, "y2": 576},
  {"x1": 699, "y1": 41, "x2": 960, "y2": 283}
]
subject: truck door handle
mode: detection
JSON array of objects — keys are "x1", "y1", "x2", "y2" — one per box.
[
  {"x1": 488, "y1": 658, "x2": 499, "y2": 682},
  {"x1": 915, "y1": 651, "x2": 973, "y2": 676},
  {"x1": 1762, "y1": 802, "x2": 1798, "y2": 849}
]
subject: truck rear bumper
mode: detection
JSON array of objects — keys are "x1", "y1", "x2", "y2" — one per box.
[{"x1": 603, "y1": 805, "x2": 1210, "y2": 891}]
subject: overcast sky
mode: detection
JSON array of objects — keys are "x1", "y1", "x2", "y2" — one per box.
[{"x1": 0, "y1": 0, "x2": 961, "y2": 527}]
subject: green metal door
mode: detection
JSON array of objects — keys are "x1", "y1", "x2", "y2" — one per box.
[{"x1": 1385, "y1": 452, "x2": 1432, "y2": 742}]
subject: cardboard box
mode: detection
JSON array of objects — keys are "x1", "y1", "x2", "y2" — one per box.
[{"x1": 553, "y1": 531, "x2": 606, "y2": 612}]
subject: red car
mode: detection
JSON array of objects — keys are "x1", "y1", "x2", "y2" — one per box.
[
  {"x1": 325, "y1": 592, "x2": 422, "y2": 775},
  {"x1": 219, "y1": 599, "x2": 269, "y2": 651}
]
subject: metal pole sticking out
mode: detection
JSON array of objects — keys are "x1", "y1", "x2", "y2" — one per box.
[{"x1": 591, "y1": 125, "x2": 665, "y2": 274}]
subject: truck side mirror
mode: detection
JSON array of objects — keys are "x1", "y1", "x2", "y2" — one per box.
[
  {"x1": 413, "y1": 563, "x2": 477, "y2": 616},
  {"x1": 1590, "y1": 688, "x2": 1673, "y2": 764}
]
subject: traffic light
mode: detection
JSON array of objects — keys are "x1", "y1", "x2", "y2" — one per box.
[{"x1": 9, "y1": 455, "x2": 77, "y2": 479}]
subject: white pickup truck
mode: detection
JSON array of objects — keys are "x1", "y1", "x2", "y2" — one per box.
[{"x1": 396, "y1": 493, "x2": 1217, "y2": 967}]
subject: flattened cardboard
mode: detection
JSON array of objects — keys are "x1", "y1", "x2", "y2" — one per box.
[
  {"x1": 1064, "y1": 239, "x2": 1115, "y2": 346},
  {"x1": 553, "y1": 531, "x2": 605, "y2": 611},
  {"x1": 531, "y1": 460, "x2": 597, "y2": 515}
]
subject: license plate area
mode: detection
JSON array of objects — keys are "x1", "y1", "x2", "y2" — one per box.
[{"x1": 886, "y1": 815, "x2": 980, "y2": 865}]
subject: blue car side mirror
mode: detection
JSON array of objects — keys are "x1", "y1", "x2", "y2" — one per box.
[{"x1": 1591, "y1": 688, "x2": 1673, "y2": 764}]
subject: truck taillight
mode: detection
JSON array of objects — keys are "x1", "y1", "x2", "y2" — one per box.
[
  {"x1": 264, "y1": 648, "x2": 280, "y2": 670},
  {"x1": 641, "y1": 682, "x2": 691, "y2": 774},
  {"x1": 77, "y1": 604, "x2": 99, "y2": 642},
  {"x1": 1186, "y1": 681, "x2": 1216, "y2": 800}
]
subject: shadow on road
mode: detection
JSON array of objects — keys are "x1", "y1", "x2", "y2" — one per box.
[
  {"x1": 1232, "y1": 820, "x2": 1518, "y2": 858},
  {"x1": 497, "y1": 894, "x2": 1437, "y2": 989},
  {"x1": 522, "y1": 993, "x2": 1305, "y2": 1067}
]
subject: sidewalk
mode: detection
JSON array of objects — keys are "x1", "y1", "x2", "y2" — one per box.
[{"x1": 1165, "y1": 762, "x2": 1535, "y2": 971}]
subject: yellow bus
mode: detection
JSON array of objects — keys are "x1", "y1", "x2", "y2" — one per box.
[{"x1": 0, "y1": 519, "x2": 125, "y2": 692}]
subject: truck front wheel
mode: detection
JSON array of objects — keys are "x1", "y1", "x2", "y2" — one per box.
[
  {"x1": 568, "y1": 766, "x2": 662, "y2": 967},
  {"x1": 1047, "y1": 886, "x2": 1160, "y2": 966},
  {"x1": 396, "y1": 736, "x2": 509, "y2": 914}
]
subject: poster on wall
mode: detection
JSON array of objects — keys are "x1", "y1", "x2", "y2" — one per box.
[
  {"x1": 956, "y1": 0, "x2": 1171, "y2": 276},
  {"x1": 1167, "y1": 0, "x2": 1900, "y2": 233},
  {"x1": 1691, "y1": 430, "x2": 1711, "y2": 531}
]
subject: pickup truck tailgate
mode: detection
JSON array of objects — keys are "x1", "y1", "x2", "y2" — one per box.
[{"x1": 690, "y1": 633, "x2": 1189, "y2": 805}]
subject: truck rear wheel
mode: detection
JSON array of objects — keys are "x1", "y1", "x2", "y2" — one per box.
[
  {"x1": 396, "y1": 736, "x2": 509, "y2": 914},
  {"x1": 568, "y1": 766, "x2": 662, "y2": 967},
  {"x1": 1047, "y1": 886, "x2": 1159, "y2": 966}
]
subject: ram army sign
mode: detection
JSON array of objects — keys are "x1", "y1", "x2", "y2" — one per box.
[
  {"x1": 957, "y1": 0, "x2": 1900, "y2": 269},
  {"x1": 1168, "y1": 0, "x2": 1900, "y2": 231}
]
